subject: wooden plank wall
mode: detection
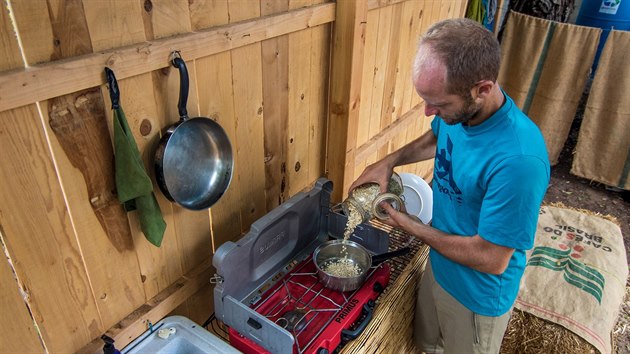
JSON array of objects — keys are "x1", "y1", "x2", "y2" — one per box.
[
  {"x1": 0, "y1": 0, "x2": 465, "y2": 352},
  {"x1": 352, "y1": 0, "x2": 467, "y2": 188},
  {"x1": 0, "y1": 1, "x2": 331, "y2": 353}
]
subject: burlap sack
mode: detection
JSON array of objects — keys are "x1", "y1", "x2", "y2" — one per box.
[
  {"x1": 571, "y1": 30, "x2": 630, "y2": 190},
  {"x1": 515, "y1": 206, "x2": 628, "y2": 354},
  {"x1": 498, "y1": 12, "x2": 601, "y2": 165}
]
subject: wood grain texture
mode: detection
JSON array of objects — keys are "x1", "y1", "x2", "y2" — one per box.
[
  {"x1": 0, "y1": 5, "x2": 101, "y2": 352},
  {"x1": 229, "y1": 0, "x2": 267, "y2": 228},
  {"x1": 355, "y1": 103, "x2": 424, "y2": 164},
  {"x1": 377, "y1": 4, "x2": 402, "y2": 160},
  {"x1": 189, "y1": 0, "x2": 230, "y2": 29},
  {"x1": 370, "y1": 6, "x2": 393, "y2": 161},
  {"x1": 287, "y1": 24, "x2": 312, "y2": 196},
  {"x1": 7, "y1": 0, "x2": 54, "y2": 65},
  {"x1": 262, "y1": 0, "x2": 290, "y2": 210},
  {"x1": 367, "y1": 0, "x2": 408, "y2": 10},
  {"x1": 144, "y1": 0, "x2": 192, "y2": 40},
  {"x1": 307, "y1": 18, "x2": 330, "y2": 184},
  {"x1": 0, "y1": 3, "x2": 336, "y2": 113},
  {"x1": 355, "y1": 9, "x2": 380, "y2": 178},
  {"x1": 0, "y1": 104, "x2": 104, "y2": 352},
  {"x1": 392, "y1": 0, "x2": 419, "y2": 124},
  {"x1": 0, "y1": 245, "x2": 44, "y2": 353},
  {"x1": 399, "y1": 0, "x2": 427, "y2": 176},
  {"x1": 327, "y1": 0, "x2": 368, "y2": 201},
  {"x1": 82, "y1": 1, "x2": 146, "y2": 52},
  {"x1": 288, "y1": 0, "x2": 314, "y2": 194}
]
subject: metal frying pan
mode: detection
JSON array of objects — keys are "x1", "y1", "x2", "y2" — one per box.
[{"x1": 154, "y1": 52, "x2": 233, "y2": 210}]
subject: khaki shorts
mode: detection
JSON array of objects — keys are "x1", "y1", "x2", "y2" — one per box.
[{"x1": 414, "y1": 260, "x2": 512, "y2": 354}]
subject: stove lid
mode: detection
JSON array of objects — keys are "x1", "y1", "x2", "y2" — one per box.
[{"x1": 213, "y1": 178, "x2": 332, "y2": 304}]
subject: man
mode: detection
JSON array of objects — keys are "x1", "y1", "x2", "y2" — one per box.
[{"x1": 349, "y1": 18, "x2": 550, "y2": 353}]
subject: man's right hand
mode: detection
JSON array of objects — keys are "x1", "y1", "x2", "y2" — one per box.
[{"x1": 348, "y1": 160, "x2": 393, "y2": 194}]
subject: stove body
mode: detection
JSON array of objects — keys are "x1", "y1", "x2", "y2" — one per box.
[{"x1": 213, "y1": 179, "x2": 392, "y2": 354}]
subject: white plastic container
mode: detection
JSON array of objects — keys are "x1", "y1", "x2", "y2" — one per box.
[{"x1": 121, "y1": 316, "x2": 241, "y2": 354}]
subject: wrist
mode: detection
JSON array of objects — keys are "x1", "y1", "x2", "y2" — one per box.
[{"x1": 381, "y1": 153, "x2": 399, "y2": 171}]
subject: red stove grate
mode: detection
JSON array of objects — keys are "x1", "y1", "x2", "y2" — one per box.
[{"x1": 229, "y1": 255, "x2": 390, "y2": 354}]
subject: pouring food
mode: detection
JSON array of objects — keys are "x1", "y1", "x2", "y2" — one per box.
[{"x1": 341, "y1": 172, "x2": 405, "y2": 223}]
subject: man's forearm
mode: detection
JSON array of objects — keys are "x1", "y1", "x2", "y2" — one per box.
[
  {"x1": 383, "y1": 129, "x2": 437, "y2": 168},
  {"x1": 406, "y1": 222, "x2": 514, "y2": 275}
]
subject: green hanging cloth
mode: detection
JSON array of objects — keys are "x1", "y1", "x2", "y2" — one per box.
[
  {"x1": 106, "y1": 67, "x2": 166, "y2": 247},
  {"x1": 466, "y1": 0, "x2": 486, "y2": 24}
]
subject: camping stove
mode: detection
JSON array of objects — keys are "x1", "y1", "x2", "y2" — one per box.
[
  {"x1": 212, "y1": 179, "x2": 394, "y2": 354},
  {"x1": 228, "y1": 255, "x2": 389, "y2": 354}
]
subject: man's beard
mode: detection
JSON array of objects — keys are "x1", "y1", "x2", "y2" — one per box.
[{"x1": 442, "y1": 93, "x2": 481, "y2": 125}]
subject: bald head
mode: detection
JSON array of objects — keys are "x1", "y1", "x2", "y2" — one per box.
[{"x1": 413, "y1": 18, "x2": 501, "y2": 97}]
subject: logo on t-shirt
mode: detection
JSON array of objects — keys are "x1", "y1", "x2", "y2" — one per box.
[{"x1": 435, "y1": 135, "x2": 462, "y2": 204}]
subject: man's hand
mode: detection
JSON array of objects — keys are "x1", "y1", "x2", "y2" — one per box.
[
  {"x1": 348, "y1": 160, "x2": 393, "y2": 194},
  {"x1": 379, "y1": 201, "x2": 416, "y2": 229}
]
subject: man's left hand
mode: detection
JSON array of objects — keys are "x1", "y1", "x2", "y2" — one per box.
[{"x1": 379, "y1": 201, "x2": 418, "y2": 231}]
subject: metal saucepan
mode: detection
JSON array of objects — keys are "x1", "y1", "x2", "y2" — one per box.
[
  {"x1": 313, "y1": 239, "x2": 410, "y2": 292},
  {"x1": 154, "y1": 52, "x2": 234, "y2": 210}
]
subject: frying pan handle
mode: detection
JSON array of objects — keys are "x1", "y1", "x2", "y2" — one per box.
[
  {"x1": 371, "y1": 246, "x2": 411, "y2": 267},
  {"x1": 171, "y1": 54, "x2": 189, "y2": 120}
]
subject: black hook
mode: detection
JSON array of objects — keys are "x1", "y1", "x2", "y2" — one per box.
[{"x1": 104, "y1": 67, "x2": 120, "y2": 110}]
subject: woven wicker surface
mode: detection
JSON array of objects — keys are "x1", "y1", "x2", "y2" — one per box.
[{"x1": 340, "y1": 223, "x2": 429, "y2": 354}]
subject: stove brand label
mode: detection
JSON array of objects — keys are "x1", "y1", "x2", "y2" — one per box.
[
  {"x1": 335, "y1": 298, "x2": 360, "y2": 323},
  {"x1": 259, "y1": 232, "x2": 286, "y2": 255}
]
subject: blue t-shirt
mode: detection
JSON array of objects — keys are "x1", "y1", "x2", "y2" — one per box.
[{"x1": 429, "y1": 93, "x2": 550, "y2": 316}]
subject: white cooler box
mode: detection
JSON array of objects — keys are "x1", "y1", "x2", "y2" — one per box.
[{"x1": 121, "y1": 316, "x2": 241, "y2": 354}]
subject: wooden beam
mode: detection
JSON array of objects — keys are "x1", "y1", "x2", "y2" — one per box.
[
  {"x1": 355, "y1": 103, "x2": 424, "y2": 164},
  {"x1": 76, "y1": 258, "x2": 214, "y2": 354},
  {"x1": 0, "y1": 3, "x2": 335, "y2": 113},
  {"x1": 326, "y1": 0, "x2": 368, "y2": 202}
]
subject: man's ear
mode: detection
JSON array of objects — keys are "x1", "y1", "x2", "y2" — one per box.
[{"x1": 473, "y1": 80, "x2": 494, "y2": 99}]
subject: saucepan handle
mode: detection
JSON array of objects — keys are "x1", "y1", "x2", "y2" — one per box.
[{"x1": 371, "y1": 246, "x2": 411, "y2": 267}]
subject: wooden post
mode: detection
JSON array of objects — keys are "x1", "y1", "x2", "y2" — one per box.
[{"x1": 326, "y1": 0, "x2": 368, "y2": 202}]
